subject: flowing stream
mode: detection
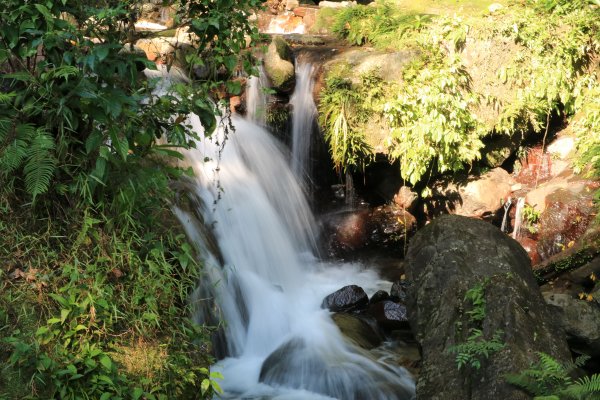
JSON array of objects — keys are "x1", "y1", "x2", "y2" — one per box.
[
  {"x1": 246, "y1": 64, "x2": 270, "y2": 127},
  {"x1": 290, "y1": 62, "x2": 317, "y2": 182},
  {"x1": 157, "y1": 66, "x2": 415, "y2": 399}
]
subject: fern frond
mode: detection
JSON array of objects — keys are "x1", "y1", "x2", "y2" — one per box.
[
  {"x1": 23, "y1": 130, "x2": 56, "y2": 200},
  {"x1": 0, "y1": 122, "x2": 36, "y2": 174},
  {"x1": 562, "y1": 374, "x2": 600, "y2": 399}
]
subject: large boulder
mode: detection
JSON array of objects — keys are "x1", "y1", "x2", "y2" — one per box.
[
  {"x1": 331, "y1": 313, "x2": 383, "y2": 349},
  {"x1": 264, "y1": 36, "x2": 295, "y2": 93},
  {"x1": 428, "y1": 168, "x2": 514, "y2": 219},
  {"x1": 406, "y1": 215, "x2": 570, "y2": 400}
]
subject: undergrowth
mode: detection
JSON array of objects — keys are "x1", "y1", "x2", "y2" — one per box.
[
  {"x1": 0, "y1": 188, "x2": 221, "y2": 399},
  {"x1": 318, "y1": 0, "x2": 600, "y2": 189}
]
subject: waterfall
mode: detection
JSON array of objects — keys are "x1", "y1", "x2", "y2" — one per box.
[
  {"x1": 173, "y1": 119, "x2": 414, "y2": 399},
  {"x1": 290, "y1": 62, "x2": 317, "y2": 181},
  {"x1": 149, "y1": 64, "x2": 414, "y2": 399},
  {"x1": 500, "y1": 197, "x2": 513, "y2": 233},
  {"x1": 245, "y1": 64, "x2": 269, "y2": 127},
  {"x1": 512, "y1": 197, "x2": 525, "y2": 240}
]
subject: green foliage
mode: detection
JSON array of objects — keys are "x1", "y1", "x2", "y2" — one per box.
[
  {"x1": 448, "y1": 279, "x2": 505, "y2": 371},
  {"x1": 0, "y1": 204, "x2": 220, "y2": 399},
  {"x1": 449, "y1": 329, "x2": 505, "y2": 370},
  {"x1": 0, "y1": 0, "x2": 260, "y2": 207},
  {"x1": 319, "y1": 70, "x2": 374, "y2": 174},
  {"x1": 331, "y1": 0, "x2": 431, "y2": 48},
  {"x1": 384, "y1": 51, "x2": 486, "y2": 185},
  {"x1": 506, "y1": 352, "x2": 600, "y2": 399}
]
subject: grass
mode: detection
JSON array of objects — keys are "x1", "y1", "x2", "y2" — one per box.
[
  {"x1": 392, "y1": 0, "x2": 495, "y2": 16},
  {"x1": 0, "y1": 188, "x2": 218, "y2": 399}
]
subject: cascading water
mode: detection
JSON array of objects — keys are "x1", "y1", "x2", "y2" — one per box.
[
  {"x1": 245, "y1": 64, "x2": 270, "y2": 127},
  {"x1": 512, "y1": 197, "x2": 526, "y2": 240},
  {"x1": 290, "y1": 62, "x2": 317, "y2": 181},
  {"x1": 155, "y1": 65, "x2": 414, "y2": 399}
]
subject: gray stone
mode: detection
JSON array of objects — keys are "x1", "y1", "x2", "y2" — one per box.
[
  {"x1": 331, "y1": 313, "x2": 383, "y2": 349},
  {"x1": 264, "y1": 36, "x2": 295, "y2": 93},
  {"x1": 406, "y1": 215, "x2": 570, "y2": 400},
  {"x1": 544, "y1": 292, "x2": 600, "y2": 356}
]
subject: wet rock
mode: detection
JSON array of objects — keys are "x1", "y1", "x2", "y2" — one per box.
[
  {"x1": 264, "y1": 36, "x2": 295, "y2": 93},
  {"x1": 393, "y1": 186, "x2": 418, "y2": 212},
  {"x1": 369, "y1": 290, "x2": 389, "y2": 304},
  {"x1": 536, "y1": 189, "x2": 594, "y2": 260},
  {"x1": 429, "y1": 168, "x2": 514, "y2": 219},
  {"x1": 321, "y1": 285, "x2": 368, "y2": 312},
  {"x1": 323, "y1": 205, "x2": 416, "y2": 256},
  {"x1": 406, "y1": 215, "x2": 570, "y2": 400},
  {"x1": 260, "y1": 337, "x2": 415, "y2": 399},
  {"x1": 518, "y1": 237, "x2": 541, "y2": 266},
  {"x1": 390, "y1": 280, "x2": 409, "y2": 303},
  {"x1": 369, "y1": 205, "x2": 417, "y2": 247},
  {"x1": 331, "y1": 313, "x2": 383, "y2": 349},
  {"x1": 368, "y1": 300, "x2": 408, "y2": 330},
  {"x1": 544, "y1": 293, "x2": 600, "y2": 356},
  {"x1": 525, "y1": 177, "x2": 590, "y2": 213}
]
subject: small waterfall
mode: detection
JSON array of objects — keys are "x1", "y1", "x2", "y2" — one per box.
[
  {"x1": 149, "y1": 65, "x2": 415, "y2": 399},
  {"x1": 245, "y1": 64, "x2": 270, "y2": 127},
  {"x1": 512, "y1": 197, "x2": 525, "y2": 240},
  {"x1": 290, "y1": 62, "x2": 317, "y2": 181},
  {"x1": 500, "y1": 197, "x2": 513, "y2": 233},
  {"x1": 173, "y1": 118, "x2": 414, "y2": 398}
]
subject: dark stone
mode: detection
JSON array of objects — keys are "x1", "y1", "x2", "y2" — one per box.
[
  {"x1": 390, "y1": 281, "x2": 409, "y2": 303},
  {"x1": 369, "y1": 290, "x2": 389, "y2": 304},
  {"x1": 368, "y1": 300, "x2": 409, "y2": 330},
  {"x1": 321, "y1": 285, "x2": 368, "y2": 312},
  {"x1": 406, "y1": 215, "x2": 570, "y2": 400}
]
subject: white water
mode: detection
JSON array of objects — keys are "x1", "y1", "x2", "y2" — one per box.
[
  {"x1": 500, "y1": 196, "x2": 513, "y2": 233},
  {"x1": 290, "y1": 62, "x2": 317, "y2": 181},
  {"x1": 174, "y1": 118, "x2": 414, "y2": 399},
  {"x1": 512, "y1": 197, "x2": 525, "y2": 240},
  {"x1": 152, "y1": 65, "x2": 414, "y2": 399},
  {"x1": 246, "y1": 64, "x2": 270, "y2": 127}
]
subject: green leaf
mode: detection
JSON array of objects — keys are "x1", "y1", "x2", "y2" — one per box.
[
  {"x1": 34, "y1": 4, "x2": 53, "y2": 22},
  {"x1": 99, "y1": 355, "x2": 112, "y2": 370},
  {"x1": 110, "y1": 130, "x2": 129, "y2": 161}
]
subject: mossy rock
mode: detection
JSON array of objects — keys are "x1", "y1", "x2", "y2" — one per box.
[{"x1": 264, "y1": 36, "x2": 295, "y2": 93}]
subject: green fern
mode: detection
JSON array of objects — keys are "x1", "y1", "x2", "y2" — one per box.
[
  {"x1": 23, "y1": 131, "x2": 57, "y2": 200},
  {"x1": 507, "y1": 352, "x2": 600, "y2": 399}
]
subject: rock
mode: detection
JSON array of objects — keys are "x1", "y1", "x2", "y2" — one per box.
[
  {"x1": 525, "y1": 177, "x2": 590, "y2": 213},
  {"x1": 368, "y1": 300, "x2": 408, "y2": 330},
  {"x1": 318, "y1": 0, "x2": 357, "y2": 8},
  {"x1": 547, "y1": 136, "x2": 575, "y2": 160},
  {"x1": 393, "y1": 186, "x2": 418, "y2": 212},
  {"x1": 406, "y1": 215, "x2": 571, "y2": 400},
  {"x1": 544, "y1": 293, "x2": 600, "y2": 356},
  {"x1": 536, "y1": 189, "x2": 595, "y2": 260},
  {"x1": 264, "y1": 36, "x2": 295, "y2": 93},
  {"x1": 285, "y1": 0, "x2": 300, "y2": 10},
  {"x1": 324, "y1": 205, "x2": 416, "y2": 256},
  {"x1": 390, "y1": 280, "x2": 409, "y2": 303},
  {"x1": 368, "y1": 205, "x2": 417, "y2": 247},
  {"x1": 518, "y1": 237, "x2": 541, "y2": 265},
  {"x1": 259, "y1": 337, "x2": 415, "y2": 398},
  {"x1": 369, "y1": 290, "x2": 389, "y2": 304},
  {"x1": 266, "y1": 0, "x2": 286, "y2": 13},
  {"x1": 321, "y1": 285, "x2": 368, "y2": 312},
  {"x1": 331, "y1": 313, "x2": 383, "y2": 349},
  {"x1": 430, "y1": 168, "x2": 515, "y2": 219},
  {"x1": 488, "y1": 3, "x2": 503, "y2": 13},
  {"x1": 482, "y1": 133, "x2": 520, "y2": 168}
]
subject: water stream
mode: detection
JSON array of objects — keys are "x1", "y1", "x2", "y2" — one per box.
[
  {"x1": 246, "y1": 64, "x2": 270, "y2": 127},
  {"x1": 290, "y1": 62, "x2": 317, "y2": 182},
  {"x1": 154, "y1": 65, "x2": 415, "y2": 399}
]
